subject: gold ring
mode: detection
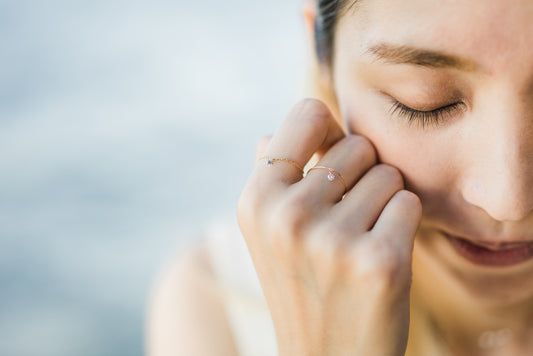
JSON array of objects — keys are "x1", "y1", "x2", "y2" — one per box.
[
  {"x1": 306, "y1": 166, "x2": 347, "y2": 194},
  {"x1": 257, "y1": 156, "x2": 304, "y2": 174}
]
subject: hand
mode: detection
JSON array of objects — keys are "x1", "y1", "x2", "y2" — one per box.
[{"x1": 237, "y1": 99, "x2": 422, "y2": 356}]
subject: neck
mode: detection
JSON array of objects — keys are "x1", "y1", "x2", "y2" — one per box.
[{"x1": 409, "y1": 241, "x2": 533, "y2": 356}]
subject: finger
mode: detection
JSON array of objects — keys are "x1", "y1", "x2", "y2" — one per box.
[
  {"x1": 254, "y1": 136, "x2": 272, "y2": 162},
  {"x1": 332, "y1": 164, "x2": 405, "y2": 232},
  {"x1": 257, "y1": 98, "x2": 346, "y2": 187},
  {"x1": 298, "y1": 134, "x2": 377, "y2": 205},
  {"x1": 370, "y1": 190, "x2": 423, "y2": 252}
]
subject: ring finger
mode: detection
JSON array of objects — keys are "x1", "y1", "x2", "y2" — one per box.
[{"x1": 297, "y1": 134, "x2": 377, "y2": 205}]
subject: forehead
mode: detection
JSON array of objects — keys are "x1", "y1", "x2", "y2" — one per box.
[{"x1": 337, "y1": 0, "x2": 533, "y2": 74}]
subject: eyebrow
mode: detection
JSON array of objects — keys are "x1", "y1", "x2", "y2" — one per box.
[{"x1": 366, "y1": 43, "x2": 479, "y2": 72}]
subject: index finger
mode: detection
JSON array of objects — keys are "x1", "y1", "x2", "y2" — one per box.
[{"x1": 257, "y1": 98, "x2": 346, "y2": 187}]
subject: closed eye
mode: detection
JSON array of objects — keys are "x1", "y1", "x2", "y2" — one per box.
[{"x1": 389, "y1": 99, "x2": 465, "y2": 129}]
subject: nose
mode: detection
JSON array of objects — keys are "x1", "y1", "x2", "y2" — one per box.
[{"x1": 460, "y1": 100, "x2": 533, "y2": 222}]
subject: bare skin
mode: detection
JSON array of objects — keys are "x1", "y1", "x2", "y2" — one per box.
[
  {"x1": 327, "y1": 0, "x2": 533, "y2": 354},
  {"x1": 238, "y1": 98, "x2": 422, "y2": 356},
  {"x1": 238, "y1": 0, "x2": 533, "y2": 355},
  {"x1": 146, "y1": 241, "x2": 240, "y2": 356},
  {"x1": 149, "y1": 1, "x2": 533, "y2": 355}
]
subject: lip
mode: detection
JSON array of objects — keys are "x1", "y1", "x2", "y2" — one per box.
[{"x1": 442, "y1": 232, "x2": 533, "y2": 267}]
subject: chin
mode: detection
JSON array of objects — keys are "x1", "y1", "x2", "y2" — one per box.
[{"x1": 455, "y1": 270, "x2": 533, "y2": 308}]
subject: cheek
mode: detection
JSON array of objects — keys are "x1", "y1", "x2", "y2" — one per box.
[{"x1": 340, "y1": 91, "x2": 456, "y2": 204}]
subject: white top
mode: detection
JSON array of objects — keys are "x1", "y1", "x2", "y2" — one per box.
[{"x1": 204, "y1": 217, "x2": 279, "y2": 356}]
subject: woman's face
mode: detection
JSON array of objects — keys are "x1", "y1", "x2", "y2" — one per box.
[{"x1": 331, "y1": 0, "x2": 533, "y2": 305}]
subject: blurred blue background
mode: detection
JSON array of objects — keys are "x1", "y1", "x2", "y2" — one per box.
[{"x1": 0, "y1": 1, "x2": 306, "y2": 355}]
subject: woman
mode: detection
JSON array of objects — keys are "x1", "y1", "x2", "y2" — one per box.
[{"x1": 148, "y1": 1, "x2": 533, "y2": 355}]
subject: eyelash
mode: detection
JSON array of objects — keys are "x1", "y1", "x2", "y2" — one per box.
[{"x1": 389, "y1": 100, "x2": 464, "y2": 129}]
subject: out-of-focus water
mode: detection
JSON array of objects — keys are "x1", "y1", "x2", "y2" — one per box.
[{"x1": 0, "y1": 1, "x2": 306, "y2": 354}]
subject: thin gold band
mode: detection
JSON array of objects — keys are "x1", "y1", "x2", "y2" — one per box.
[
  {"x1": 257, "y1": 156, "x2": 304, "y2": 173},
  {"x1": 306, "y1": 166, "x2": 347, "y2": 194}
]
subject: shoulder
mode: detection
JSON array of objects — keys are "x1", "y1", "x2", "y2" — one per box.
[{"x1": 146, "y1": 238, "x2": 239, "y2": 356}]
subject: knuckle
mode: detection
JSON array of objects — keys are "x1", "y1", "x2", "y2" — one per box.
[
  {"x1": 346, "y1": 134, "x2": 378, "y2": 163},
  {"x1": 310, "y1": 221, "x2": 347, "y2": 249},
  {"x1": 245, "y1": 171, "x2": 271, "y2": 199},
  {"x1": 291, "y1": 98, "x2": 332, "y2": 127},
  {"x1": 269, "y1": 194, "x2": 310, "y2": 246},
  {"x1": 305, "y1": 224, "x2": 350, "y2": 273},
  {"x1": 396, "y1": 189, "x2": 423, "y2": 212},
  {"x1": 372, "y1": 164, "x2": 405, "y2": 188},
  {"x1": 324, "y1": 220, "x2": 355, "y2": 243},
  {"x1": 284, "y1": 189, "x2": 313, "y2": 214},
  {"x1": 298, "y1": 97, "x2": 331, "y2": 116},
  {"x1": 352, "y1": 238, "x2": 410, "y2": 292}
]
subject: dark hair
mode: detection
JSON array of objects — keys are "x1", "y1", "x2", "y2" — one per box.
[{"x1": 314, "y1": 0, "x2": 358, "y2": 68}]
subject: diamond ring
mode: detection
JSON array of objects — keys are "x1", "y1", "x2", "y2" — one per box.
[{"x1": 306, "y1": 166, "x2": 347, "y2": 195}]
